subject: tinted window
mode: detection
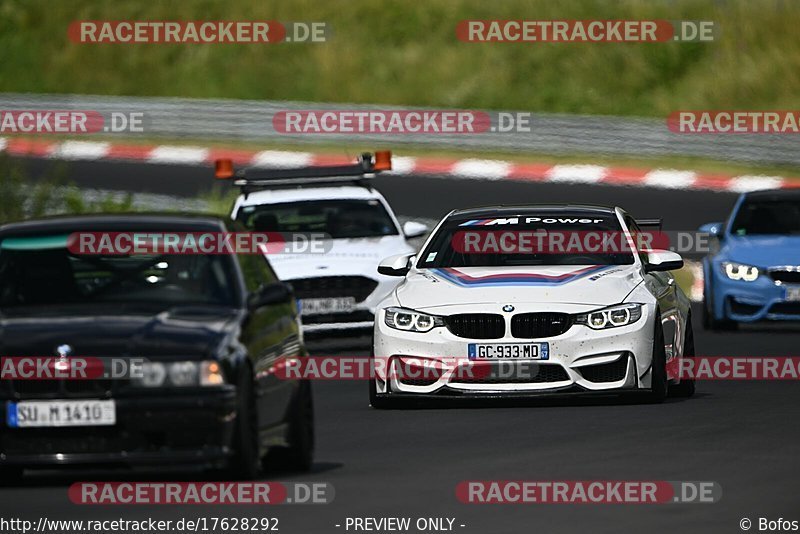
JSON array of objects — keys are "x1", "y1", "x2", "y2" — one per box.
[
  {"x1": 0, "y1": 235, "x2": 238, "y2": 309},
  {"x1": 418, "y1": 213, "x2": 635, "y2": 268},
  {"x1": 237, "y1": 199, "x2": 399, "y2": 238},
  {"x1": 730, "y1": 199, "x2": 800, "y2": 235},
  {"x1": 624, "y1": 216, "x2": 650, "y2": 265}
]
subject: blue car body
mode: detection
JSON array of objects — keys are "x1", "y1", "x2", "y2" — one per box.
[{"x1": 702, "y1": 189, "x2": 800, "y2": 325}]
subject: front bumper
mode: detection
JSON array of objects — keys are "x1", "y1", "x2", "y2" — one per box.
[
  {"x1": 373, "y1": 307, "x2": 655, "y2": 396},
  {"x1": 708, "y1": 265, "x2": 800, "y2": 322},
  {"x1": 294, "y1": 275, "x2": 402, "y2": 333},
  {"x1": 0, "y1": 387, "x2": 237, "y2": 468}
]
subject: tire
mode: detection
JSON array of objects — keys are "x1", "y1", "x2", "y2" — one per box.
[
  {"x1": 670, "y1": 316, "x2": 696, "y2": 398},
  {"x1": 264, "y1": 382, "x2": 315, "y2": 472},
  {"x1": 646, "y1": 316, "x2": 668, "y2": 404},
  {"x1": 227, "y1": 365, "x2": 261, "y2": 480},
  {"x1": 701, "y1": 294, "x2": 711, "y2": 329}
]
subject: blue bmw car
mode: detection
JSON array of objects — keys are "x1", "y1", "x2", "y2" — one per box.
[{"x1": 701, "y1": 189, "x2": 800, "y2": 330}]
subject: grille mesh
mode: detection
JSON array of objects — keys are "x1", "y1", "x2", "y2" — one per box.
[
  {"x1": 579, "y1": 357, "x2": 629, "y2": 383},
  {"x1": 768, "y1": 302, "x2": 800, "y2": 315},
  {"x1": 511, "y1": 313, "x2": 573, "y2": 338},
  {"x1": 445, "y1": 314, "x2": 505, "y2": 339},
  {"x1": 290, "y1": 276, "x2": 378, "y2": 302},
  {"x1": 769, "y1": 270, "x2": 800, "y2": 284},
  {"x1": 9, "y1": 379, "x2": 116, "y2": 399}
]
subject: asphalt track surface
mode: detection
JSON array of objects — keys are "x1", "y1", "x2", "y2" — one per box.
[{"x1": 2, "y1": 156, "x2": 800, "y2": 534}]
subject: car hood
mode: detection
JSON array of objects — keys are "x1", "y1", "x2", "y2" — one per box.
[
  {"x1": 395, "y1": 264, "x2": 642, "y2": 311},
  {"x1": 0, "y1": 306, "x2": 238, "y2": 358},
  {"x1": 722, "y1": 235, "x2": 800, "y2": 267},
  {"x1": 268, "y1": 236, "x2": 413, "y2": 280}
]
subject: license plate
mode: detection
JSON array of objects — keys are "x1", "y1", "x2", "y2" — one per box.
[
  {"x1": 6, "y1": 400, "x2": 116, "y2": 428},
  {"x1": 299, "y1": 297, "x2": 356, "y2": 316},
  {"x1": 786, "y1": 286, "x2": 800, "y2": 302},
  {"x1": 468, "y1": 343, "x2": 549, "y2": 360}
]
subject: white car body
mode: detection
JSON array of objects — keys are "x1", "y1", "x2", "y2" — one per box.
[
  {"x1": 372, "y1": 205, "x2": 692, "y2": 402},
  {"x1": 231, "y1": 185, "x2": 420, "y2": 333}
]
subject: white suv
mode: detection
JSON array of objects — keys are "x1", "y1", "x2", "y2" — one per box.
[{"x1": 227, "y1": 155, "x2": 428, "y2": 333}]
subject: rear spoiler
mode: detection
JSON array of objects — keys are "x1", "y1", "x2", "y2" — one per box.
[{"x1": 214, "y1": 151, "x2": 392, "y2": 198}]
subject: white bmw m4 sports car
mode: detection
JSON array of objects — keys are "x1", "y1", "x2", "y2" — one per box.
[{"x1": 370, "y1": 205, "x2": 694, "y2": 408}]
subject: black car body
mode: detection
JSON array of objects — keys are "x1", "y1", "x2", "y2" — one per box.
[{"x1": 0, "y1": 214, "x2": 312, "y2": 479}]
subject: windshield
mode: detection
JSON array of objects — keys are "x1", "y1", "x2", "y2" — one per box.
[
  {"x1": 237, "y1": 199, "x2": 399, "y2": 239},
  {"x1": 418, "y1": 213, "x2": 636, "y2": 268},
  {"x1": 0, "y1": 235, "x2": 239, "y2": 310},
  {"x1": 730, "y1": 199, "x2": 800, "y2": 236}
]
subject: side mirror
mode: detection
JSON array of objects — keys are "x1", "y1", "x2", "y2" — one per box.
[
  {"x1": 402, "y1": 221, "x2": 429, "y2": 239},
  {"x1": 247, "y1": 282, "x2": 293, "y2": 309},
  {"x1": 378, "y1": 254, "x2": 414, "y2": 277},
  {"x1": 699, "y1": 222, "x2": 724, "y2": 240},
  {"x1": 645, "y1": 250, "x2": 684, "y2": 273}
]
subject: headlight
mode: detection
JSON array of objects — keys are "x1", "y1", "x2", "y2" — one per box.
[
  {"x1": 168, "y1": 361, "x2": 197, "y2": 386},
  {"x1": 133, "y1": 360, "x2": 225, "y2": 387},
  {"x1": 384, "y1": 307, "x2": 444, "y2": 333},
  {"x1": 575, "y1": 303, "x2": 643, "y2": 330},
  {"x1": 722, "y1": 262, "x2": 760, "y2": 282}
]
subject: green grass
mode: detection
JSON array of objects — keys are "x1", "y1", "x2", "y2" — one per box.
[
  {"x1": 0, "y1": 155, "x2": 241, "y2": 224},
  {"x1": 1, "y1": 0, "x2": 799, "y2": 117},
  {"x1": 0, "y1": 156, "x2": 135, "y2": 223},
  {"x1": 672, "y1": 263, "x2": 696, "y2": 298}
]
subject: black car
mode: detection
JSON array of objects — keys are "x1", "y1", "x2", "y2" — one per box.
[{"x1": 0, "y1": 214, "x2": 313, "y2": 481}]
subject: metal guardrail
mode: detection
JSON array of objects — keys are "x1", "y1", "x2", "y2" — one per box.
[{"x1": 1, "y1": 92, "x2": 797, "y2": 166}]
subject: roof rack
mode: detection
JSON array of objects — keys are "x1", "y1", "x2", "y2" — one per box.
[{"x1": 214, "y1": 151, "x2": 392, "y2": 198}]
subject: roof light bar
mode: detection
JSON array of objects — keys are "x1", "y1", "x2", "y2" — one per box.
[{"x1": 213, "y1": 151, "x2": 392, "y2": 197}]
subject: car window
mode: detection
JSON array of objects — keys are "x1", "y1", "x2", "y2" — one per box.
[
  {"x1": 237, "y1": 199, "x2": 399, "y2": 238},
  {"x1": 418, "y1": 213, "x2": 635, "y2": 268},
  {"x1": 624, "y1": 216, "x2": 650, "y2": 266},
  {"x1": 730, "y1": 199, "x2": 800, "y2": 235},
  {"x1": 0, "y1": 234, "x2": 238, "y2": 309}
]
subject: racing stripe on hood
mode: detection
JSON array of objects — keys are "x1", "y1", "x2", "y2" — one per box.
[{"x1": 431, "y1": 265, "x2": 612, "y2": 287}]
